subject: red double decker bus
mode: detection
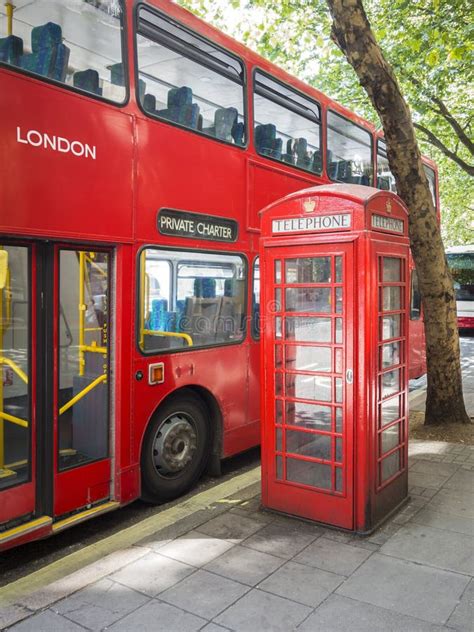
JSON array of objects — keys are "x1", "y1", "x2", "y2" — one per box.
[{"x1": 0, "y1": 0, "x2": 437, "y2": 550}]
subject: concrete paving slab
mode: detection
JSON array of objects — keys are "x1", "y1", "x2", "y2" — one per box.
[
  {"x1": 0, "y1": 604, "x2": 31, "y2": 630},
  {"x1": 240, "y1": 521, "x2": 319, "y2": 560},
  {"x1": 109, "y1": 551, "x2": 195, "y2": 596},
  {"x1": 53, "y1": 577, "x2": 149, "y2": 631},
  {"x1": 298, "y1": 594, "x2": 449, "y2": 632},
  {"x1": 107, "y1": 599, "x2": 206, "y2": 631},
  {"x1": 214, "y1": 588, "x2": 312, "y2": 631},
  {"x1": 196, "y1": 512, "x2": 267, "y2": 542},
  {"x1": 411, "y1": 507, "x2": 474, "y2": 536},
  {"x1": 380, "y1": 523, "x2": 474, "y2": 575},
  {"x1": 200, "y1": 624, "x2": 230, "y2": 632},
  {"x1": 409, "y1": 471, "x2": 453, "y2": 490},
  {"x1": 337, "y1": 553, "x2": 470, "y2": 624},
  {"x1": 443, "y1": 469, "x2": 474, "y2": 493},
  {"x1": 204, "y1": 544, "x2": 284, "y2": 586},
  {"x1": 8, "y1": 609, "x2": 87, "y2": 632},
  {"x1": 447, "y1": 578, "x2": 474, "y2": 631},
  {"x1": 157, "y1": 531, "x2": 234, "y2": 567},
  {"x1": 410, "y1": 460, "x2": 460, "y2": 477},
  {"x1": 293, "y1": 536, "x2": 372, "y2": 576},
  {"x1": 258, "y1": 560, "x2": 344, "y2": 607},
  {"x1": 427, "y1": 489, "x2": 474, "y2": 519},
  {"x1": 159, "y1": 569, "x2": 248, "y2": 619}
]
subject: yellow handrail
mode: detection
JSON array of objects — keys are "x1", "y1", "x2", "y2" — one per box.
[
  {"x1": 79, "y1": 251, "x2": 86, "y2": 376},
  {"x1": 5, "y1": 2, "x2": 14, "y2": 36},
  {"x1": 0, "y1": 356, "x2": 28, "y2": 384},
  {"x1": 143, "y1": 329, "x2": 193, "y2": 347},
  {"x1": 0, "y1": 410, "x2": 28, "y2": 429},
  {"x1": 59, "y1": 373, "x2": 107, "y2": 416},
  {"x1": 80, "y1": 344, "x2": 107, "y2": 354}
]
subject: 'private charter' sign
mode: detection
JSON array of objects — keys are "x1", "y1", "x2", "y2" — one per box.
[
  {"x1": 158, "y1": 209, "x2": 238, "y2": 242},
  {"x1": 272, "y1": 214, "x2": 351, "y2": 234}
]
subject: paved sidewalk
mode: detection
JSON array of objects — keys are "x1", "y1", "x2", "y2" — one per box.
[{"x1": 1, "y1": 439, "x2": 473, "y2": 631}]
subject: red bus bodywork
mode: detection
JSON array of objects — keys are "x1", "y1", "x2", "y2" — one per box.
[{"x1": 0, "y1": 0, "x2": 434, "y2": 550}]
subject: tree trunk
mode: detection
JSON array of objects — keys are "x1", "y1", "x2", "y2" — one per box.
[{"x1": 326, "y1": 0, "x2": 470, "y2": 424}]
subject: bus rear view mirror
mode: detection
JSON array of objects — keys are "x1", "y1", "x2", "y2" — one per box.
[{"x1": 0, "y1": 250, "x2": 8, "y2": 289}]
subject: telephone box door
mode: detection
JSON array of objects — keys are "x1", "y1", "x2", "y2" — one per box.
[{"x1": 262, "y1": 243, "x2": 355, "y2": 529}]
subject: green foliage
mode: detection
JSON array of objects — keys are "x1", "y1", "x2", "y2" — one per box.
[{"x1": 178, "y1": 0, "x2": 474, "y2": 245}]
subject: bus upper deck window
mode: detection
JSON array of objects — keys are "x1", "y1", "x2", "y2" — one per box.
[
  {"x1": 253, "y1": 71, "x2": 322, "y2": 175},
  {"x1": 423, "y1": 164, "x2": 437, "y2": 209},
  {"x1": 136, "y1": 7, "x2": 246, "y2": 146},
  {"x1": 0, "y1": 1, "x2": 126, "y2": 103},
  {"x1": 327, "y1": 110, "x2": 373, "y2": 186},
  {"x1": 376, "y1": 140, "x2": 397, "y2": 193},
  {"x1": 410, "y1": 270, "x2": 421, "y2": 320}
]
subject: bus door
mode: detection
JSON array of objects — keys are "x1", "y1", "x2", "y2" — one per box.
[
  {"x1": 0, "y1": 243, "x2": 115, "y2": 547},
  {"x1": 262, "y1": 243, "x2": 355, "y2": 529}
]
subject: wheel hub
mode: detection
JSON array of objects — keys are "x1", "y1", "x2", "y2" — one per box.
[{"x1": 153, "y1": 414, "x2": 197, "y2": 475}]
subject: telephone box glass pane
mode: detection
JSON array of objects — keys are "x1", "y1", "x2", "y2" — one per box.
[
  {"x1": 335, "y1": 287, "x2": 343, "y2": 313},
  {"x1": 335, "y1": 256, "x2": 342, "y2": 282},
  {"x1": 383, "y1": 257, "x2": 401, "y2": 282},
  {"x1": 381, "y1": 424, "x2": 400, "y2": 454},
  {"x1": 286, "y1": 317, "x2": 331, "y2": 342},
  {"x1": 286, "y1": 402, "x2": 332, "y2": 431},
  {"x1": 382, "y1": 369, "x2": 400, "y2": 397},
  {"x1": 381, "y1": 450, "x2": 401, "y2": 482},
  {"x1": 275, "y1": 399, "x2": 283, "y2": 423},
  {"x1": 381, "y1": 315, "x2": 400, "y2": 340},
  {"x1": 335, "y1": 467, "x2": 343, "y2": 492},
  {"x1": 276, "y1": 427, "x2": 282, "y2": 451},
  {"x1": 382, "y1": 342, "x2": 400, "y2": 368},
  {"x1": 286, "y1": 374, "x2": 332, "y2": 401},
  {"x1": 275, "y1": 372, "x2": 283, "y2": 395},
  {"x1": 276, "y1": 456, "x2": 283, "y2": 479},
  {"x1": 335, "y1": 348, "x2": 343, "y2": 373},
  {"x1": 335, "y1": 437, "x2": 343, "y2": 462},
  {"x1": 275, "y1": 317, "x2": 282, "y2": 338},
  {"x1": 275, "y1": 345, "x2": 283, "y2": 367},
  {"x1": 285, "y1": 258, "x2": 331, "y2": 283},
  {"x1": 382, "y1": 286, "x2": 401, "y2": 311},
  {"x1": 335, "y1": 407, "x2": 343, "y2": 432},
  {"x1": 335, "y1": 318, "x2": 342, "y2": 343},
  {"x1": 286, "y1": 288, "x2": 331, "y2": 313},
  {"x1": 285, "y1": 346, "x2": 331, "y2": 372},
  {"x1": 286, "y1": 430, "x2": 331, "y2": 460},
  {"x1": 274, "y1": 288, "x2": 282, "y2": 312},
  {"x1": 335, "y1": 378, "x2": 343, "y2": 403},
  {"x1": 275, "y1": 260, "x2": 281, "y2": 283},
  {"x1": 381, "y1": 396, "x2": 401, "y2": 426},
  {"x1": 286, "y1": 457, "x2": 331, "y2": 489}
]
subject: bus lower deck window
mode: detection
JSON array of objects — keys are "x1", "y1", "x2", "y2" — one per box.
[{"x1": 139, "y1": 248, "x2": 247, "y2": 353}]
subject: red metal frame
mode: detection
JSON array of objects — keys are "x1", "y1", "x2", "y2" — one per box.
[{"x1": 0, "y1": 0, "x2": 433, "y2": 547}]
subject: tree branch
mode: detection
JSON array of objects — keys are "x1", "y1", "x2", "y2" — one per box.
[
  {"x1": 407, "y1": 76, "x2": 474, "y2": 156},
  {"x1": 414, "y1": 123, "x2": 474, "y2": 176}
]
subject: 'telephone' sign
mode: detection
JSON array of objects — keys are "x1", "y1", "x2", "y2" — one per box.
[{"x1": 272, "y1": 214, "x2": 351, "y2": 234}]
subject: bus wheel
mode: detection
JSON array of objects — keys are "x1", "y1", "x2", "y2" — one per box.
[{"x1": 141, "y1": 391, "x2": 210, "y2": 503}]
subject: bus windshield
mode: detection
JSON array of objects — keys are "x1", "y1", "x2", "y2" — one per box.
[{"x1": 447, "y1": 252, "x2": 474, "y2": 302}]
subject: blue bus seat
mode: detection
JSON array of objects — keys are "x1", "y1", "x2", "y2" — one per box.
[
  {"x1": 110, "y1": 62, "x2": 125, "y2": 85},
  {"x1": 295, "y1": 138, "x2": 311, "y2": 169},
  {"x1": 283, "y1": 139, "x2": 296, "y2": 164},
  {"x1": 194, "y1": 277, "x2": 216, "y2": 298},
  {"x1": 19, "y1": 22, "x2": 70, "y2": 82},
  {"x1": 312, "y1": 149, "x2": 322, "y2": 173},
  {"x1": 73, "y1": 69, "x2": 102, "y2": 95},
  {"x1": 158, "y1": 86, "x2": 200, "y2": 129},
  {"x1": 215, "y1": 107, "x2": 238, "y2": 142},
  {"x1": 143, "y1": 93, "x2": 157, "y2": 113},
  {"x1": 0, "y1": 35, "x2": 23, "y2": 65},
  {"x1": 232, "y1": 121, "x2": 244, "y2": 145}
]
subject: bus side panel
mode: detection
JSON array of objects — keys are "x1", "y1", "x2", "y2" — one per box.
[
  {"x1": 0, "y1": 71, "x2": 134, "y2": 243},
  {"x1": 134, "y1": 117, "x2": 248, "y2": 247}
]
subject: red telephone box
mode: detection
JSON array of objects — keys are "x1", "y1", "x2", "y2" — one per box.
[{"x1": 260, "y1": 184, "x2": 410, "y2": 533}]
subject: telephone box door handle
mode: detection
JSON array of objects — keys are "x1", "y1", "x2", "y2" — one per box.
[{"x1": 346, "y1": 369, "x2": 353, "y2": 384}]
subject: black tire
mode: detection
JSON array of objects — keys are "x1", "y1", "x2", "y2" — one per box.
[{"x1": 140, "y1": 390, "x2": 211, "y2": 503}]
